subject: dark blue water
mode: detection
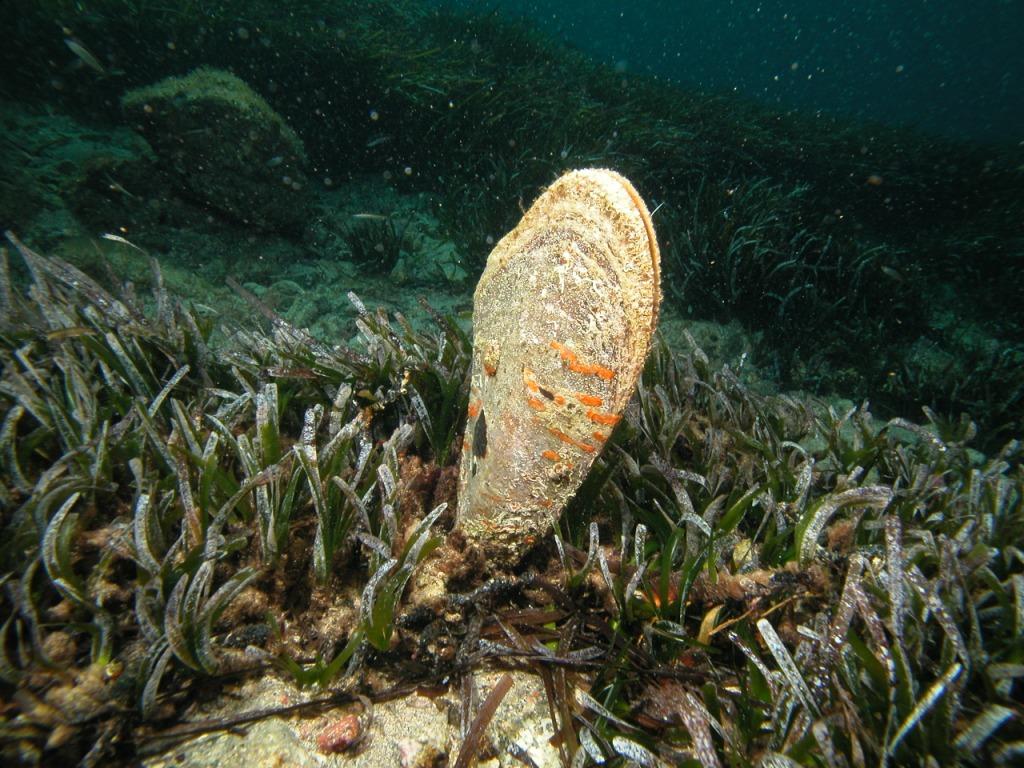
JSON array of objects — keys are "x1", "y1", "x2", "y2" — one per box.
[{"x1": 445, "y1": 0, "x2": 1023, "y2": 143}]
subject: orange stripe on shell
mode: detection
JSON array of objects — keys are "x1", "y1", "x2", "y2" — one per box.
[
  {"x1": 587, "y1": 409, "x2": 621, "y2": 426},
  {"x1": 549, "y1": 340, "x2": 616, "y2": 380},
  {"x1": 547, "y1": 427, "x2": 596, "y2": 454}
]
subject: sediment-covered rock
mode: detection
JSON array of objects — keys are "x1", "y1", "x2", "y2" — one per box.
[{"x1": 122, "y1": 67, "x2": 311, "y2": 233}]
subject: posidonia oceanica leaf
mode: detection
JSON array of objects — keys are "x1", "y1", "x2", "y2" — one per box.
[
  {"x1": 886, "y1": 662, "x2": 962, "y2": 755},
  {"x1": 796, "y1": 485, "x2": 893, "y2": 565}
]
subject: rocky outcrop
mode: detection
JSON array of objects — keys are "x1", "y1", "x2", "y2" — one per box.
[{"x1": 122, "y1": 67, "x2": 311, "y2": 233}]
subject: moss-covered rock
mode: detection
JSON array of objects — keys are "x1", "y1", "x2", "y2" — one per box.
[{"x1": 122, "y1": 67, "x2": 311, "y2": 233}]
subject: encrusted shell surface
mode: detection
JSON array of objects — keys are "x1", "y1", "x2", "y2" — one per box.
[{"x1": 457, "y1": 168, "x2": 661, "y2": 563}]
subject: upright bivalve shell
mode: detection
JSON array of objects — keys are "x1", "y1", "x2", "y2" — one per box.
[{"x1": 457, "y1": 168, "x2": 661, "y2": 563}]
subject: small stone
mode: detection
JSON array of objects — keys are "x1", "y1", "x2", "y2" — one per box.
[
  {"x1": 315, "y1": 714, "x2": 361, "y2": 754},
  {"x1": 42, "y1": 630, "x2": 77, "y2": 666},
  {"x1": 398, "y1": 739, "x2": 446, "y2": 767}
]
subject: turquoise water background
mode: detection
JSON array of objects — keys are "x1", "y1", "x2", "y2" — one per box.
[{"x1": 443, "y1": 0, "x2": 1023, "y2": 142}]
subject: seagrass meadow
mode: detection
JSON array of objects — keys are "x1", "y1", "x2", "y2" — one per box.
[{"x1": 1, "y1": 1, "x2": 1023, "y2": 766}]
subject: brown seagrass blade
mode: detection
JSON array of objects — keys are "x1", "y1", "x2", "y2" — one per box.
[{"x1": 457, "y1": 168, "x2": 661, "y2": 564}]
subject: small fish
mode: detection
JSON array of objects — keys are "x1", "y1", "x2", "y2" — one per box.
[
  {"x1": 64, "y1": 38, "x2": 105, "y2": 75},
  {"x1": 265, "y1": 366, "x2": 319, "y2": 380},
  {"x1": 880, "y1": 265, "x2": 905, "y2": 283},
  {"x1": 47, "y1": 326, "x2": 97, "y2": 341},
  {"x1": 101, "y1": 233, "x2": 146, "y2": 253},
  {"x1": 266, "y1": 155, "x2": 284, "y2": 167},
  {"x1": 365, "y1": 134, "x2": 393, "y2": 148},
  {"x1": 104, "y1": 175, "x2": 139, "y2": 200},
  {"x1": 351, "y1": 213, "x2": 388, "y2": 221}
]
